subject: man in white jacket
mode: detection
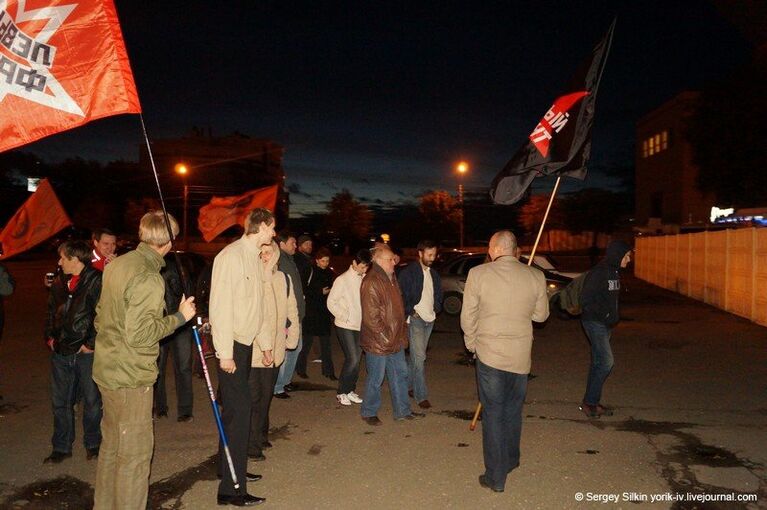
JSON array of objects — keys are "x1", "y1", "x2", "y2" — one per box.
[{"x1": 327, "y1": 249, "x2": 372, "y2": 406}]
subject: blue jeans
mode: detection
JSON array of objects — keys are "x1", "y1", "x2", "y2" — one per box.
[
  {"x1": 582, "y1": 320, "x2": 614, "y2": 405},
  {"x1": 274, "y1": 334, "x2": 302, "y2": 394},
  {"x1": 476, "y1": 359, "x2": 527, "y2": 491},
  {"x1": 360, "y1": 350, "x2": 411, "y2": 419},
  {"x1": 336, "y1": 327, "x2": 362, "y2": 395},
  {"x1": 407, "y1": 315, "x2": 434, "y2": 402},
  {"x1": 50, "y1": 351, "x2": 102, "y2": 452}
]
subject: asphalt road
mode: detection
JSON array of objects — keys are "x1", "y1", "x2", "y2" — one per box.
[{"x1": 0, "y1": 258, "x2": 765, "y2": 509}]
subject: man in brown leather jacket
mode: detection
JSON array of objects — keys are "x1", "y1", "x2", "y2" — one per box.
[{"x1": 359, "y1": 245, "x2": 424, "y2": 425}]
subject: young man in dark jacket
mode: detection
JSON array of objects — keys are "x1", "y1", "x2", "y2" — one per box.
[
  {"x1": 579, "y1": 240, "x2": 632, "y2": 418},
  {"x1": 44, "y1": 240, "x2": 103, "y2": 463},
  {"x1": 397, "y1": 239, "x2": 442, "y2": 408}
]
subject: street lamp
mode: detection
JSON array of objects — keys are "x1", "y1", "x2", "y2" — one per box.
[
  {"x1": 456, "y1": 161, "x2": 469, "y2": 249},
  {"x1": 175, "y1": 162, "x2": 189, "y2": 247}
]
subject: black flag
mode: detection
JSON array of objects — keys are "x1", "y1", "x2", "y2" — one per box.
[{"x1": 490, "y1": 20, "x2": 615, "y2": 205}]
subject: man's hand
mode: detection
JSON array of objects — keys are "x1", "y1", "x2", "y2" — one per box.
[
  {"x1": 262, "y1": 350, "x2": 274, "y2": 367},
  {"x1": 322, "y1": 286, "x2": 330, "y2": 295},
  {"x1": 105, "y1": 253, "x2": 117, "y2": 264},
  {"x1": 220, "y1": 358, "x2": 236, "y2": 374},
  {"x1": 46, "y1": 338, "x2": 55, "y2": 351},
  {"x1": 179, "y1": 294, "x2": 196, "y2": 321},
  {"x1": 79, "y1": 345, "x2": 94, "y2": 354}
]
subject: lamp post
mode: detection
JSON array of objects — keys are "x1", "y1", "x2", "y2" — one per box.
[
  {"x1": 175, "y1": 163, "x2": 189, "y2": 248},
  {"x1": 456, "y1": 161, "x2": 469, "y2": 249}
]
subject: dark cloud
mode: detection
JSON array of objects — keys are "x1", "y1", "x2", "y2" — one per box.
[{"x1": 287, "y1": 182, "x2": 314, "y2": 199}]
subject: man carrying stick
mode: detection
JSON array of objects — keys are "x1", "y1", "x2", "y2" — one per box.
[{"x1": 460, "y1": 230, "x2": 548, "y2": 493}]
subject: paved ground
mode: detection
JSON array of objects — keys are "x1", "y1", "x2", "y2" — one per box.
[{"x1": 0, "y1": 257, "x2": 765, "y2": 509}]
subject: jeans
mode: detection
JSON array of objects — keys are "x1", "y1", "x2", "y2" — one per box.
[
  {"x1": 50, "y1": 351, "x2": 102, "y2": 453},
  {"x1": 274, "y1": 334, "x2": 302, "y2": 394},
  {"x1": 94, "y1": 386, "x2": 153, "y2": 510},
  {"x1": 407, "y1": 316, "x2": 434, "y2": 402},
  {"x1": 360, "y1": 350, "x2": 411, "y2": 419},
  {"x1": 581, "y1": 320, "x2": 614, "y2": 405},
  {"x1": 297, "y1": 334, "x2": 335, "y2": 377},
  {"x1": 154, "y1": 326, "x2": 194, "y2": 417},
  {"x1": 476, "y1": 359, "x2": 527, "y2": 491},
  {"x1": 336, "y1": 327, "x2": 362, "y2": 395}
]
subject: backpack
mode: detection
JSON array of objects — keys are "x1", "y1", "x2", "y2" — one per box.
[{"x1": 557, "y1": 271, "x2": 588, "y2": 316}]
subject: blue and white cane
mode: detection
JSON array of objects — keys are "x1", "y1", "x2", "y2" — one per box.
[{"x1": 192, "y1": 324, "x2": 239, "y2": 490}]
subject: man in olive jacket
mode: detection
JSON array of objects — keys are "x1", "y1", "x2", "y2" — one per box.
[
  {"x1": 92, "y1": 212, "x2": 196, "y2": 510},
  {"x1": 359, "y1": 245, "x2": 423, "y2": 425}
]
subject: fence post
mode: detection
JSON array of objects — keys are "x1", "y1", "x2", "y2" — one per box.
[
  {"x1": 724, "y1": 229, "x2": 731, "y2": 311},
  {"x1": 751, "y1": 227, "x2": 757, "y2": 322},
  {"x1": 704, "y1": 230, "x2": 709, "y2": 303}
]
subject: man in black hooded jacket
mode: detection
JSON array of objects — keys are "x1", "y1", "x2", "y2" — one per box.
[
  {"x1": 44, "y1": 240, "x2": 103, "y2": 463},
  {"x1": 579, "y1": 240, "x2": 632, "y2": 418}
]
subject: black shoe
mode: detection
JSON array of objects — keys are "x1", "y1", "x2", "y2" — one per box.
[
  {"x1": 296, "y1": 372, "x2": 308, "y2": 379},
  {"x1": 246, "y1": 472, "x2": 262, "y2": 482},
  {"x1": 273, "y1": 392, "x2": 290, "y2": 400},
  {"x1": 284, "y1": 383, "x2": 296, "y2": 392},
  {"x1": 395, "y1": 412, "x2": 426, "y2": 421},
  {"x1": 154, "y1": 408, "x2": 168, "y2": 418},
  {"x1": 247, "y1": 452, "x2": 266, "y2": 461},
  {"x1": 261, "y1": 441, "x2": 273, "y2": 449},
  {"x1": 479, "y1": 475, "x2": 504, "y2": 493},
  {"x1": 86, "y1": 447, "x2": 99, "y2": 460},
  {"x1": 362, "y1": 416, "x2": 382, "y2": 426},
  {"x1": 324, "y1": 374, "x2": 338, "y2": 381},
  {"x1": 177, "y1": 414, "x2": 194, "y2": 423},
  {"x1": 216, "y1": 493, "x2": 265, "y2": 506},
  {"x1": 43, "y1": 451, "x2": 72, "y2": 464}
]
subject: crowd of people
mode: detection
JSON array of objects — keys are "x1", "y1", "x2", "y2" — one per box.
[{"x1": 5, "y1": 207, "x2": 633, "y2": 507}]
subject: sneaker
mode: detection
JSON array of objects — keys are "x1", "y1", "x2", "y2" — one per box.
[
  {"x1": 579, "y1": 403, "x2": 599, "y2": 418},
  {"x1": 336, "y1": 393, "x2": 352, "y2": 406},
  {"x1": 347, "y1": 392, "x2": 363, "y2": 404}
]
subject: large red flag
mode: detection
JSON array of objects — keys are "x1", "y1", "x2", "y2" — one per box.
[
  {"x1": 198, "y1": 185, "x2": 279, "y2": 242},
  {"x1": 0, "y1": 0, "x2": 141, "y2": 152},
  {"x1": 0, "y1": 178, "x2": 72, "y2": 259}
]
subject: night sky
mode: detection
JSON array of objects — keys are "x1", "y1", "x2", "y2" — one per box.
[{"x1": 20, "y1": 0, "x2": 756, "y2": 216}]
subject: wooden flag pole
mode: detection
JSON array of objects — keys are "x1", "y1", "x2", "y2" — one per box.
[{"x1": 469, "y1": 176, "x2": 562, "y2": 432}]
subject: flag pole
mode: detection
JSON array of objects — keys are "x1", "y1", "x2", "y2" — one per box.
[
  {"x1": 469, "y1": 176, "x2": 562, "y2": 431},
  {"x1": 139, "y1": 114, "x2": 178, "y2": 248}
]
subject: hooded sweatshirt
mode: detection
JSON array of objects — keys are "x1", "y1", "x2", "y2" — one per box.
[{"x1": 580, "y1": 240, "x2": 631, "y2": 327}]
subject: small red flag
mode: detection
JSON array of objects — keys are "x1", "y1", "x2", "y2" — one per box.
[
  {"x1": 0, "y1": 179, "x2": 72, "y2": 259},
  {"x1": 198, "y1": 185, "x2": 279, "y2": 242},
  {"x1": 0, "y1": 0, "x2": 141, "y2": 153}
]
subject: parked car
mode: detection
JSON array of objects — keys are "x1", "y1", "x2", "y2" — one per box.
[{"x1": 439, "y1": 253, "x2": 577, "y2": 316}]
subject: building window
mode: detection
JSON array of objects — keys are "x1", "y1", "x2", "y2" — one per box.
[{"x1": 643, "y1": 130, "x2": 669, "y2": 158}]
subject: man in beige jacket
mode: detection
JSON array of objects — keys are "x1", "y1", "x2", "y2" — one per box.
[
  {"x1": 460, "y1": 230, "x2": 549, "y2": 494},
  {"x1": 210, "y1": 208, "x2": 275, "y2": 506},
  {"x1": 248, "y1": 242, "x2": 299, "y2": 461}
]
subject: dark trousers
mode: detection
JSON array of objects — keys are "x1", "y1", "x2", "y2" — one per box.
[
  {"x1": 336, "y1": 327, "x2": 362, "y2": 395},
  {"x1": 297, "y1": 334, "x2": 335, "y2": 377},
  {"x1": 476, "y1": 359, "x2": 527, "y2": 491},
  {"x1": 582, "y1": 320, "x2": 614, "y2": 405},
  {"x1": 154, "y1": 326, "x2": 194, "y2": 417},
  {"x1": 50, "y1": 351, "x2": 102, "y2": 453},
  {"x1": 217, "y1": 342, "x2": 252, "y2": 497},
  {"x1": 247, "y1": 367, "x2": 279, "y2": 456}
]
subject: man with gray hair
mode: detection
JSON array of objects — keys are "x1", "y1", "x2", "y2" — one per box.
[
  {"x1": 93, "y1": 211, "x2": 196, "y2": 510},
  {"x1": 359, "y1": 245, "x2": 423, "y2": 425},
  {"x1": 461, "y1": 230, "x2": 549, "y2": 493}
]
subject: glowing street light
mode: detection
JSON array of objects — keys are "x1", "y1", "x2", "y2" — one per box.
[
  {"x1": 455, "y1": 161, "x2": 469, "y2": 248},
  {"x1": 175, "y1": 162, "x2": 190, "y2": 246},
  {"x1": 175, "y1": 162, "x2": 189, "y2": 175}
]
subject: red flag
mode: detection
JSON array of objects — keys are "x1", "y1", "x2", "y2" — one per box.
[
  {"x1": 0, "y1": 178, "x2": 72, "y2": 259},
  {"x1": 198, "y1": 185, "x2": 279, "y2": 242},
  {"x1": 0, "y1": 0, "x2": 141, "y2": 153}
]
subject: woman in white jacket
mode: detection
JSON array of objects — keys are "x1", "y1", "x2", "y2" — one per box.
[{"x1": 326, "y1": 248, "x2": 372, "y2": 406}]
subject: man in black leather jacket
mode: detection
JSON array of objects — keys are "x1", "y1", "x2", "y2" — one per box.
[
  {"x1": 154, "y1": 252, "x2": 197, "y2": 422},
  {"x1": 44, "y1": 240, "x2": 103, "y2": 463}
]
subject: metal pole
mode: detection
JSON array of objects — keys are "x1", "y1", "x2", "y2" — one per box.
[
  {"x1": 183, "y1": 183, "x2": 189, "y2": 249},
  {"x1": 459, "y1": 182, "x2": 464, "y2": 249}
]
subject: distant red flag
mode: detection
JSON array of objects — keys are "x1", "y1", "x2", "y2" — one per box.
[
  {"x1": 0, "y1": 0, "x2": 141, "y2": 153},
  {"x1": 490, "y1": 20, "x2": 615, "y2": 205},
  {"x1": 198, "y1": 185, "x2": 279, "y2": 242},
  {"x1": 0, "y1": 179, "x2": 72, "y2": 259}
]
